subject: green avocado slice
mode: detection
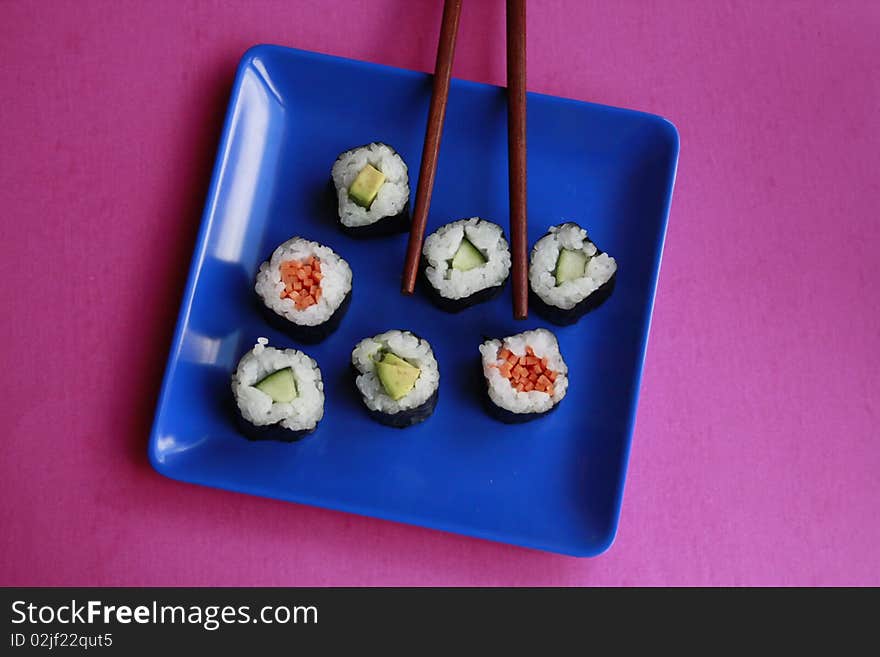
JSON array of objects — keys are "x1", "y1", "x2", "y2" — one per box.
[
  {"x1": 376, "y1": 353, "x2": 420, "y2": 400},
  {"x1": 451, "y1": 238, "x2": 487, "y2": 272},
  {"x1": 254, "y1": 367, "x2": 298, "y2": 403},
  {"x1": 381, "y1": 353, "x2": 414, "y2": 369},
  {"x1": 554, "y1": 248, "x2": 589, "y2": 286},
  {"x1": 348, "y1": 163, "x2": 386, "y2": 208}
]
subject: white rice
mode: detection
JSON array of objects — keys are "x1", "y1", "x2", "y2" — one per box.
[
  {"x1": 232, "y1": 338, "x2": 324, "y2": 431},
  {"x1": 479, "y1": 328, "x2": 568, "y2": 414},
  {"x1": 529, "y1": 223, "x2": 617, "y2": 310},
  {"x1": 351, "y1": 330, "x2": 440, "y2": 415},
  {"x1": 255, "y1": 236, "x2": 352, "y2": 326},
  {"x1": 331, "y1": 143, "x2": 409, "y2": 228},
  {"x1": 422, "y1": 217, "x2": 511, "y2": 299}
]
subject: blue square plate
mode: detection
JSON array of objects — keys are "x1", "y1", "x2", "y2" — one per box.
[{"x1": 149, "y1": 44, "x2": 678, "y2": 556}]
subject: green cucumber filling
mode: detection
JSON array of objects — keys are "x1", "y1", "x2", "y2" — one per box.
[
  {"x1": 375, "y1": 352, "x2": 420, "y2": 400},
  {"x1": 348, "y1": 163, "x2": 386, "y2": 208},
  {"x1": 254, "y1": 367, "x2": 298, "y2": 403},
  {"x1": 450, "y1": 237, "x2": 487, "y2": 273},
  {"x1": 554, "y1": 248, "x2": 589, "y2": 286}
]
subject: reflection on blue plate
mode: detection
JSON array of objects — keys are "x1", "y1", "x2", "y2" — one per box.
[{"x1": 149, "y1": 44, "x2": 678, "y2": 556}]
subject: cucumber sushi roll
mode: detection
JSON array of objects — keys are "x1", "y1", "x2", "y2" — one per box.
[
  {"x1": 479, "y1": 328, "x2": 569, "y2": 423},
  {"x1": 232, "y1": 338, "x2": 325, "y2": 441},
  {"x1": 529, "y1": 222, "x2": 617, "y2": 325},
  {"x1": 331, "y1": 142, "x2": 410, "y2": 237},
  {"x1": 255, "y1": 236, "x2": 353, "y2": 343},
  {"x1": 421, "y1": 217, "x2": 512, "y2": 312},
  {"x1": 351, "y1": 330, "x2": 439, "y2": 428}
]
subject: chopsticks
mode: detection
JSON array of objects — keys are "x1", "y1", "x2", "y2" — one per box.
[
  {"x1": 402, "y1": 0, "x2": 529, "y2": 320},
  {"x1": 401, "y1": 0, "x2": 463, "y2": 296},
  {"x1": 507, "y1": 0, "x2": 528, "y2": 319}
]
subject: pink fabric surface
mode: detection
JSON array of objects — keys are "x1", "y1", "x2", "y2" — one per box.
[{"x1": 1, "y1": 0, "x2": 878, "y2": 586}]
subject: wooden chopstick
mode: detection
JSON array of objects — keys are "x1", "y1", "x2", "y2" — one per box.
[
  {"x1": 507, "y1": 0, "x2": 528, "y2": 319},
  {"x1": 401, "y1": 0, "x2": 463, "y2": 295}
]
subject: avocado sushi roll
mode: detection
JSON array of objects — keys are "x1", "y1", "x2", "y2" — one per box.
[
  {"x1": 479, "y1": 328, "x2": 569, "y2": 423},
  {"x1": 529, "y1": 222, "x2": 617, "y2": 325},
  {"x1": 331, "y1": 142, "x2": 410, "y2": 237},
  {"x1": 255, "y1": 236, "x2": 353, "y2": 343},
  {"x1": 232, "y1": 338, "x2": 325, "y2": 441},
  {"x1": 421, "y1": 217, "x2": 511, "y2": 312},
  {"x1": 351, "y1": 330, "x2": 439, "y2": 428}
]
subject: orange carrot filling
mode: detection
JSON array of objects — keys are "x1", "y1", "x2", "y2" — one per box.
[
  {"x1": 494, "y1": 345, "x2": 556, "y2": 395},
  {"x1": 279, "y1": 256, "x2": 323, "y2": 310}
]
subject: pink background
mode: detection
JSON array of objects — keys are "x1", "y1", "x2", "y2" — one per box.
[{"x1": 1, "y1": 1, "x2": 878, "y2": 586}]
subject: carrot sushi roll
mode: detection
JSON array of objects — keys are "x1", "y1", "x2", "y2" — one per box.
[
  {"x1": 255, "y1": 236, "x2": 352, "y2": 343},
  {"x1": 479, "y1": 328, "x2": 568, "y2": 423}
]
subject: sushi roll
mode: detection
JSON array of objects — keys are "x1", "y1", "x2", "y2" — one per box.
[
  {"x1": 331, "y1": 142, "x2": 410, "y2": 237},
  {"x1": 255, "y1": 236, "x2": 353, "y2": 343},
  {"x1": 351, "y1": 330, "x2": 439, "y2": 428},
  {"x1": 231, "y1": 338, "x2": 324, "y2": 442},
  {"x1": 421, "y1": 217, "x2": 512, "y2": 312},
  {"x1": 479, "y1": 328, "x2": 568, "y2": 423},
  {"x1": 529, "y1": 222, "x2": 617, "y2": 325}
]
